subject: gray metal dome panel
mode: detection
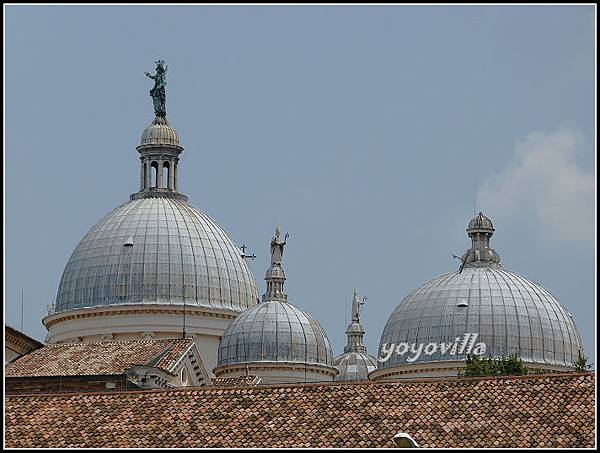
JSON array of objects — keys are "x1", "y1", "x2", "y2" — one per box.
[
  {"x1": 379, "y1": 267, "x2": 582, "y2": 369},
  {"x1": 217, "y1": 300, "x2": 334, "y2": 367},
  {"x1": 333, "y1": 352, "x2": 378, "y2": 382},
  {"x1": 53, "y1": 197, "x2": 259, "y2": 313}
]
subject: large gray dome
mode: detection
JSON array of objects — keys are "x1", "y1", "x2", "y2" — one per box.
[
  {"x1": 217, "y1": 299, "x2": 334, "y2": 367},
  {"x1": 378, "y1": 266, "x2": 582, "y2": 369},
  {"x1": 53, "y1": 196, "x2": 259, "y2": 314}
]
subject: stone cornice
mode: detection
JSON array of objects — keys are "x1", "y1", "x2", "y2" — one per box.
[
  {"x1": 129, "y1": 190, "x2": 188, "y2": 202},
  {"x1": 368, "y1": 360, "x2": 575, "y2": 381},
  {"x1": 43, "y1": 304, "x2": 239, "y2": 329},
  {"x1": 5, "y1": 327, "x2": 44, "y2": 352}
]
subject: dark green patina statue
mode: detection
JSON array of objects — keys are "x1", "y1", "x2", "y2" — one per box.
[{"x1": 145, "y1": 60, "x2": 167, "y2": 117}]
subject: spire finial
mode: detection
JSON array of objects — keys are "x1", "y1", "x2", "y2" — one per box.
[
  {"x1": 263, "y1": 226, "x2": 289, "y2": 302},
  {"x1": 344, "y1": 289, "x2": 368, "y2": 354}
]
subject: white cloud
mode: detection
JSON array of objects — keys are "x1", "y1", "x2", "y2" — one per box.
[{"x1": 479, "y1": 128, "x2": 595, "y2": 245}]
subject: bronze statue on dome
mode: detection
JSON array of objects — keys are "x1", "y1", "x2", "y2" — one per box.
[{"x1": 145, "y1": 60, "x2": 167, "y2": 117}]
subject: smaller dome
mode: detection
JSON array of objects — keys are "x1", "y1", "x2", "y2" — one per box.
[
  {"x1": 334, "y1": 352, "x2": 378, "y2": 382},
  {"x1": 346, "y1": 322, "x2": 364, "y2": 335},
  {"x1": 467, "y1": 211, "x2": 495, "y2": 234},
  {"x1": 140, "y1": 116, "x2": 181, "y2": 148},
  {"x1": 217, "y1": 299, "x2": 334, "y2": 368},
  {"x1": 265, "y1": 264, "x2": 285, "y2": 280}
]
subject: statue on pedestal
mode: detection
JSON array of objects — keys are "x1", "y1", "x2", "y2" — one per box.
[
  {"x1": 270, "y1": 226, "x2": 288, "y2": 266},
  {"x1": 145, "y1": 60, "x2": 167, "y2": 117}
]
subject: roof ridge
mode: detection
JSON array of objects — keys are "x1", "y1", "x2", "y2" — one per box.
[
  {"x1": 40, "y1": 338, "x2": 186, "y2": 348},
  {"x1": 5, "y1": 371, "x2": 593, "y2": 399}
]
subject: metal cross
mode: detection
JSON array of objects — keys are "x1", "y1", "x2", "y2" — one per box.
[{"x1": 240, "y1": 244, "x2": 256, "y2": 260}]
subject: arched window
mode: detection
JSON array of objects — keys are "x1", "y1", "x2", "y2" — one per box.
[
  {"x1": 163, "y1": 161, "x2": 170, "y2": 189},
  {"x1": 181, "y1": 367, "x2": 191, "y2": 387},
  {"x1": 151, "y1": 161, "x2": 158, "y2": 188}
]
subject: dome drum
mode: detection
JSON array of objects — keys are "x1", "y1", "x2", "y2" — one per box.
[
  {"x1": 42, "y1": 303, "x2": 242, "y2": 377},
  {"x1": 214, "y1": 361, "x2": 338, "y2": 384},
  {"x1": 368, "y1": 357, "x2": 578, "y2": 382}
]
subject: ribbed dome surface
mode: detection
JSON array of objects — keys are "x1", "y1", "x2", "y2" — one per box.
[
  {"x1": 53, "y1": 196, "x2": 259, "y2": 314},
  {"x1": 379, "y1": 267, "x2": 582, "y2": 369},
  {"x1": 217, "y1": 300, "x2": 333, "y2": 367},
  {"x1": 140, "y1": 116, "x2": 181, "y2": 147},
  {"x1": 334, "y1": 352, "x2": 378, "y2": 382}
]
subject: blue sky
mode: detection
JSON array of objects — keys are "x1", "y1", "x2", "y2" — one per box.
[{"x1": 5, "y1": 5, "x2": 596, "y2": 362}]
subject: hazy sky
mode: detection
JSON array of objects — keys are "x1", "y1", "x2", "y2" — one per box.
[{"x1": 5, "y1": 5, "x2": 596, "y2": 362}]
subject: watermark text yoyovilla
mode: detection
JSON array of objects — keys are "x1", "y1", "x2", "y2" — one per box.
[{"x1": 378, "y1": 333, "x2": 486, "y2": 363}]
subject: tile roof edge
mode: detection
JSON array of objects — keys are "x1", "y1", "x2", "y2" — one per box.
[{"x1": 4, "y1": 371, "x2": 594, "y2": 399}]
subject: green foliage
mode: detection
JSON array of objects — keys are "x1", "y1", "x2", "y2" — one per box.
[
  {"x1": 460, "y1": 354, "x2": 528, "y2": 377},
  {"x1": 573, "y1": 351, "x2": 592, "y2": 372}
]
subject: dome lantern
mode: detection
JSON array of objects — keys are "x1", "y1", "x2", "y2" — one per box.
[
  {"x1": 460, "y1": 211, "x2": 501, "y2": 269},
  {"x1": 132, "y1": 60, "x2": 185, "y2": 200}
]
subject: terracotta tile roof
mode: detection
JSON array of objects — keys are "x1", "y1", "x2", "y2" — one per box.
[
  {"x1": 5, "y1": 373, "x2": 595, "y2": 448},
  {"x1": 211, "y1": 375, "x2": 262, "y2": 387},
  {"x1": 5, "y1": 338, "x2": 193, "y2": 377},
  {"x1": 149, "y1": 338, "x2": 194, "y2": 371}
]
